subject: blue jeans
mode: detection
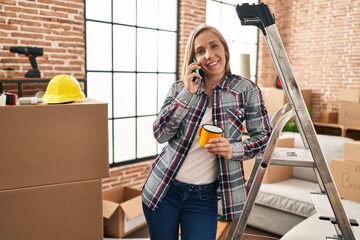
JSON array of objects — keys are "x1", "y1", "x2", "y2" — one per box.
[{"x1": 142, "y1": 179, "x2": 219, "y2": 240}]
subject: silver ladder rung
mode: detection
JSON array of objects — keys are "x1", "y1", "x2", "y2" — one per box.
[
  {"x1": 271, "y1": 147, "x2": 315, "y2": 167},
  {"x1": 310, "y1": 193, "x2": 359, "y2": 227}
]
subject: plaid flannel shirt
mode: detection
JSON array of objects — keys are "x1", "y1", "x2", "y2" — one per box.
[{"x1": 142, "y1": 74, "x2": 272, "y2": 220}]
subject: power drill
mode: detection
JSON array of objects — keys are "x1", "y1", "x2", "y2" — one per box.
[{"x1": 10, "y1": 46, "x2": 43, "y2": 78}]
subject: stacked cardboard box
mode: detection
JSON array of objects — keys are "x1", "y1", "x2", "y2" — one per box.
[
  {"x1": 319, "y1": 89, "x2": 338, "y2": 124},
  {"x1": 243, "y1": 136, "x2": 295, "y2": 184},
  {"x1": 338, "y1": 89, "x2": 360, "y2": 127},
  {"x1": 319, "y1": 110, "x2": 338, "y2": 124},
  {"x1": 330, "y1": 141, "x2": 360, "y2": 202},
  {"x1": 0, "y1": 99, "x2": 109, "y2": 240},
  {"x1": 260, "y1": 87, "x2": 312, "y2": 117}
]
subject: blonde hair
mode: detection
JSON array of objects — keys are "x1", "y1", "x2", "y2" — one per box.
[{"x1": 181, "y1": 24, "x2": 231, "y2": 80}]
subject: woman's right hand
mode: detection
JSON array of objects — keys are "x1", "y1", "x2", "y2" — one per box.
[{"x1": 184, "y1": 61, "x2": 202, "y2": 94}]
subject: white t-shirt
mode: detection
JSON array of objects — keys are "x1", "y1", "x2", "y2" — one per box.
[{"x1": 175, "y1": 107, "x2": 218, "y2": 184}]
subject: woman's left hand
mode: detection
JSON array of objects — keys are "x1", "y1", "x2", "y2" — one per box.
[{"x1": 204, "y1": 137, "x2": 233, "y2": 160}]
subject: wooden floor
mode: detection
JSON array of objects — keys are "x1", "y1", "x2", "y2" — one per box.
[
  {"x1": 241, "y1": 226, "x2": 281, "y2": 240},
  {"x1": 217, "y1": 221, "x2": 281, "y2": 240},
  {"x1": 117, "y1": 224, "x2": 281, "y2": 240}
]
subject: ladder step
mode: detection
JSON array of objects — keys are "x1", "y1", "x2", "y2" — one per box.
[
  {"x1": 310, "y1": 193, "x2": 359, "y2": 227},
  {"x1": 270, "y1": 148, "x2": 315, "y2": 167}
]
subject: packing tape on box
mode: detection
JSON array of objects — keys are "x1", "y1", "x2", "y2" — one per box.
[
  {"x1": 0, "y1": 94, "x2": 6, "y2": 106},
  {"x1": 19, "y1": 97, "x2": 43, "y2": 105}
]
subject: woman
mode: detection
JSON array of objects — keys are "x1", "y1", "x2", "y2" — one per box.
[{"x1": 142, "y1": 23, "x2": 272, "y2": 240}]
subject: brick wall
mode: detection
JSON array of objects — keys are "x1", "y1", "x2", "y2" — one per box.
[
  {"x1": 0, "y1": 0, "x2": 85, "y2": 81},
  {"x1": 102, "y1": 160, "x2": 152, "y2": 191},
  {"x1": 258, "y1": 0, "x2": 360, "y2": 121}
]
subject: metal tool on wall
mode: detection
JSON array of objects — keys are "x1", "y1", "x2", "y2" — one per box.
[{"x1": 9, "y1": 46, "x2": 43, "y2": 78}]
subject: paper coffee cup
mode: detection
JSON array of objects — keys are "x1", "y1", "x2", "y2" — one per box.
[{"x1": 199, "y1": 124, "x2": 223, "y2": 147}]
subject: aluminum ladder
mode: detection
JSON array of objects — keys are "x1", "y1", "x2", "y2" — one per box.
[{"x1": 222, "y1": 3, "x2": 358, "y2": 240}]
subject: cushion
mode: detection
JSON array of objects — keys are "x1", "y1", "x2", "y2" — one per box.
[
  {"x1": 248, "y1": 204, "x2": 306, "y2": 236},
  {"x1": 256, "y1": 178, "x2": 319, "y2": 217}
]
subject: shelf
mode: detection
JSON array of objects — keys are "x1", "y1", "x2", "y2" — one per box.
[
  {"x1": 313, "y1": 122, "x2": 360, "y2": 140},
  {"x1": 0, "y1": 77, "x2": 86, "y2": 97}
]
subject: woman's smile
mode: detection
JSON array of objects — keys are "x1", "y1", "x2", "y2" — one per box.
[{"x1": 206, "y1": 60, "x2": 219, "y2": 68}]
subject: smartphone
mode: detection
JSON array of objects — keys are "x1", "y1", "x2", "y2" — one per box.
[{"x1": 192, "y1": 58, "x2": 203, "y2": 84}]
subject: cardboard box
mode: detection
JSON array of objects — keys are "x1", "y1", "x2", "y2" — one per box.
[
  {"x1": 0, "y1": 99, "x2": 109, "y2": 190},
  {"x1": 0, "y1": 179, "x2": 103, "y2": 240},
  {"x1": 320, "y1": 110, "x2": 338, "y2": 124},
  {"x1": 339, "y1": 88, "x2": 360, "y2": 103},
  {"x1": 260, "y1": 87, "x2": 312, "y2": 117},
  {"x1": 260, "y1": 87, "x2": 285, "y2": 116},
  {"x1": 103, "y1": 186, "x2": 146, "y2": 238},
  {"x1": 330, "y1": 158, "x2": 360, "y2": 202},
  {"x1": 243, "y1": 136, "x2": 294, "y2": 184},
  {"x1": 344, "y1": 141, "x2": 360, "y2": 163},
  {"x1": 338, "y1": 101, "x2": 360, "y2": 127}
]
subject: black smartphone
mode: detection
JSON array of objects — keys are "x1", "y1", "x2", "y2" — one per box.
[{"x1": 192, "y1": 58, "x2": 203, "y2": 83}]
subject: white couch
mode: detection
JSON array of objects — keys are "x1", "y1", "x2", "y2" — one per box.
[
  {"x1": 245, "y1": 132, "x2": 360, "y2": 238},
  {"x1": 281, "y1": 199, "x2": 360, "y2": 239}
]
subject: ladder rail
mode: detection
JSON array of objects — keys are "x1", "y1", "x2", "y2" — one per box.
[
  {"x1": 225, "y1": 109, "x2": 296, "y2": 240},
  {"x1": 270, "y1": 103, "x2": 292, "y2": 129},
  {"x1": 264, "y1": 27, "x2": 328, "y2": 192},
  {"x1": 245, "y1": 103, "x2": 291, "y2": 191},
  {"x1": 264, "y1": 24, "x2": 354, "y2": 239}
]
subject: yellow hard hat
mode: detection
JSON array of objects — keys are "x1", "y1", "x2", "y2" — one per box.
[{"x1": 42, "y1": 74, "x2": 85, "y2": 104}]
